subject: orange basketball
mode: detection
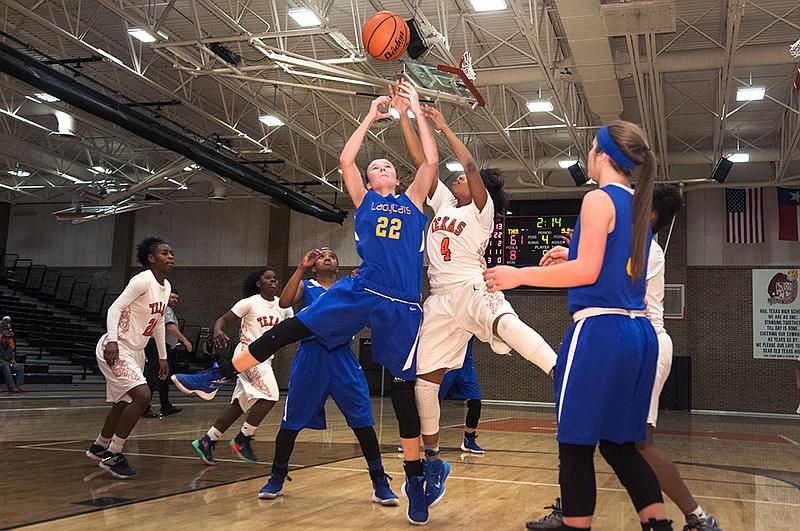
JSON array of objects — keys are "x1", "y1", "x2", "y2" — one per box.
[{"x1": 362, "y1": 11, "x2": 409, "y2": 61}]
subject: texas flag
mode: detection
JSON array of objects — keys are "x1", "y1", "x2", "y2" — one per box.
[{"x1": 778, "y1": 187, "x2": 800, "y2": 241}]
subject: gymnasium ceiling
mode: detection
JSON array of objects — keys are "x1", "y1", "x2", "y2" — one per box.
[{"x1": 0, "y1": 0, "x2": 798, "y2": 220}]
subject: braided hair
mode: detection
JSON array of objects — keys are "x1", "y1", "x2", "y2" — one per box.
[{"x1": 135, "y1": 237, "x2": 167, "y2": 268}]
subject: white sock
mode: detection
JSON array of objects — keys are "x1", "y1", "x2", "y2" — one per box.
[
  {"x1": 415, "y1": 378, "x2": 441, "y2": 437},
  {"x1": 207, "y1": 426, "x2": 223, "y2": 441},
  {"x1": 94, "y1": 435, "x2": 111, "y2": 448},
  {"x1": 496, "y1": 314, "x2": 557, "y2": 374},
  {"x1": 241, "y1": 422, "x2": 258, "y2": 437},
  {"x1": 108, "y1": 435, "x2": 126, "y2": 455},
  {"x1": 688, "y1": 506, "x2": 707, "y2": 519}
]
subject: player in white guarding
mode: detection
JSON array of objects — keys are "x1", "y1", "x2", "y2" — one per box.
[
  {"x1": 393, "y1": 100, "x2": 558, "y2": 507},
  {"x1": 188, "y1": 269, "x2": 293, "y2": 465},
  {"x1": 86, "y1": 237, "x2": 173, "y2": 479}
]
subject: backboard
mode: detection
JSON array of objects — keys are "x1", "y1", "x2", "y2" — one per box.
[{"x1": 402, "y1": 60, "x2": 485, "y2": 108}]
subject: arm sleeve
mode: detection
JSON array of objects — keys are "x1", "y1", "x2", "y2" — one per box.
[
  {"x1": 106, "y1": 274, "x2": 149, "y2": 342},
  {"x1": 153, "y1": 319, "x2": 168, "y2": 360},
  {"x1": 230, "y1": 298, "x2": 251, "y2": 318}
]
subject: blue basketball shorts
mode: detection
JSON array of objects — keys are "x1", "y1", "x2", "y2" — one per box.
[
  {"x1": 296, "y1": 276, "x2": 421, "y2": 381},
  {"x1": 280, "y1": 340, "x2": 374, "y2": 431},
  {"x1": 439, "y1": 362, "x2": 481, "y2": 401}
]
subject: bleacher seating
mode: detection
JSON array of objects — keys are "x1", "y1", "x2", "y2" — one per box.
[{"x1": 0, "y1": 252, "x2": 216, "y2": 394}]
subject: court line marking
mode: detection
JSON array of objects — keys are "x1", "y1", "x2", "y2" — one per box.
[
  {"x1": 779, "y1": 435, "x2": 799, "y2": 446},
  {"x1": 312, "y1": 464, "x2": 800, "y2": 507}
]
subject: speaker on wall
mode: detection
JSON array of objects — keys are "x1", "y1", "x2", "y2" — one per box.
[
  {"x1": 568, "y1": 163, "x2": 588, "y2": 186},
  {"x1": 711, "y1": 157, "x2": 733, "y2": 183}
]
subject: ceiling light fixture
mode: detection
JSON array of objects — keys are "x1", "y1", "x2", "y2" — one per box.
[
  {"x1": 7, "y1": 169, "x2": 31, "y2": 177},
  {"x1": 288, "y1": 8, "x2": 322, "y2": 27},
  {"x1": 90, "y1": 165, "x2": 113, "y2": 174},
  {"x1": 527, "y1": 100, "x2": 554, "y2": 113},
  {"x1": 726, "y1": 152, "x2": 750, "y2": 163},
  {"x1": 736, "y1": 86, "x2": 765, "y2": 101},
  {"x1": 259, "y1": 115, "x2": 284, "y2": 127},
  {"x1": 183, "y1": 163, "x2": 200, "y2": 172},
  {"x1": 470, "y1": 0, "x2": 508, "y2": 13},
  {"x1": 446, "y1": 162, "x2": 464, "y2": 172},
  {"x1": 127, "y1": 28, "x2": 157, "y2": 43},
  {"x1": 558, "y1": 159, "x2": 578, "y2": 169},
  {"x1": 33, "y1": 92, "x2": 60, "y2": 103}
]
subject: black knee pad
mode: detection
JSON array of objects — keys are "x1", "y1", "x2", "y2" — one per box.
[
  {"x1": 465, "y1": 399, "x2": 481, "y2": 429},
  {"x1": 248, "y1": 317, "x2": 312, "y2": 362},
  {"x1": 391, "y1": 378, "x2": 420, "y2": 439},
  {"x1": 558, "y1": 442, "x2": 597, "y2": 517},
  {"x1": 599, "y1": 440, "x2": 663, "y2": 512}
]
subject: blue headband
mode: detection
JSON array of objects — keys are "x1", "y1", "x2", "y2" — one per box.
[{"x1": 597, "y1": 126, "x2": 636, "y2": 169}]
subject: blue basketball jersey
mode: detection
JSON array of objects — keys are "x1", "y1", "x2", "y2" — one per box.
[
  {"x1": 354, "y1": 190, "x2": 427, "y2": 301},
  {"x1": 299, "y1": 279, "x2": 327, "y2": 345},
  {"x1": 567, "y1": 183, "x2": 651, "y2": 314}
]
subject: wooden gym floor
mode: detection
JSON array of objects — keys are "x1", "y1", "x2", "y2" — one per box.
[{"x1": 1, "y1": 393, "x2": 798, "y2": 530}]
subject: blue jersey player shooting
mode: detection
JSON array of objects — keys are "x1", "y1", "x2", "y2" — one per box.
[{"x1": 172, "y1": 79, "x2": 439, "y2": 525}]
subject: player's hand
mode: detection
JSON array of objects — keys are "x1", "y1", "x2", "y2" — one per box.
[
  {"x1": 158, "y1": 359, "x2": 169, "y2": 380},
  {"x1": 184, "y1": 340, "x2": 193, "y2": 353},
  {"x1": 300, "y1": 248, "x2": 320, "y2": 269},
  {"x1": 368, "y1": 95, "x2": 392, "y2": 122},
  {"x1": 483, "y1": 266, "x2": 523, "y2": 292},
  {"x1": 421, "y1": 106, "x2": 447, "y2": 130},
  {"x1": 212, "y1": 329, "x2": 230, "y2": 349},
  {"x1": 389, "y1": 82, "x2": 410, "y2": 114},
  {"x1": 103, "y1": 341, "x2": 119, "y2": 366},
  {"x1": 540, "y1": 245, "x2": 569, "y2": 267},
  {"x1": 396, "y1": 79, "x2": 421, "y2": 113}
]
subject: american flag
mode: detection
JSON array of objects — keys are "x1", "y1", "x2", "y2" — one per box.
[{"x1": 725, "y1": 188, "x2": 764, "y2": 243}]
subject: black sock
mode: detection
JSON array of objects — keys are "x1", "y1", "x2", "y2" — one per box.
[
  {"x1": 641, "y1": 519, "x2": 673, "y2": 530},
  {"x1": 403, "y1": 460, "x2": 424, "y2": 478}
]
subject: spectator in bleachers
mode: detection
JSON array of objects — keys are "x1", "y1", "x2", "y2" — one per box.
[
  {"x1": 1, "y1": 315, "x2": 25, "y2": 392},
  {"x1": 142, "y1": 289, "x2": 191, "y2": 417}
]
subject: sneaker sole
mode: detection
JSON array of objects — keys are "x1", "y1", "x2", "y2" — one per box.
[
  {"x1": 427, "y1": 462, "x2": 451, "y2": 508},
  {"x1": 85, "y1": 450, "x2": 104, "y2": 462},
  {"x1": 230, "y1": 443, "x2": 257, "y2": 463},
  {"x1": 98, "y1": 461, "x2": 136, "y2": 479},
  {"x1": 400, "y1": 482, "x2": 428, "y2": 525},
  {"x1": 171, "y1": 375, "x2": 218, "y2": 401},
  {"x1": 191, "y1": 440, "x2": 217, "y2": 466},
  {"x1": 372, "y1": 494, "x2": 400, "y2": 506},
  {"x1": 460, "y1": 443, "x2": 485, "y2": 454},
  {"x1": 257, "y1": 490, "x2": 283, "y2": 499}
]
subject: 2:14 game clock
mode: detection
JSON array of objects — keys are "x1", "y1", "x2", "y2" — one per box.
[{"x1": 485, "y1": 215, "x2": 578, "y2": 267}]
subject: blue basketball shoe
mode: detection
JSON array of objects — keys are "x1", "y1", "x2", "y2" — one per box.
[
  {"x1": 400, "y1": 475, "x2": 428, "y2": 525},
  {"x1": 424, "y1": 458, "x2": 451, "y2": 507},
  {"x1": 258, "y1": 472, "x2": 291, "y2": 499},
  {"x1": 461, "y1": 432, "x2": 485, "y2": 454},
  {"x1": 171, "y1": 366, "x2": 227, "y2": 400},
  {"x1": 371, "y1": 473, "x2": 399, "y2": 506}
]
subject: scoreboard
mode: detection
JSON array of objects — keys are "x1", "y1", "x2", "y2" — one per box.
[{"x1": 485, "y1": 215, "x2": 578, "y2": 267}]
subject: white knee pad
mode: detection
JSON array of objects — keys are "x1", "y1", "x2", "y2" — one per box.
[
  {"x1": 414, "y1": 378, "x2": 441, "y2": 436},
  {"x1": 496, "y1": 314, "x2": 557, "y2": 374}
]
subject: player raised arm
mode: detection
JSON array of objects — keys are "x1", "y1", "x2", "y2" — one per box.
[
  {"x1": 422, "y1": 106, "x2": 486, "y2": 210},
  {"x1": 279, "y1": 249, "x2": 320, "y2": 308},
  {"x1": 339, "y1": 95, "x2": 392, "y2": 208},
  {"x1": 391, "y1": 86, "x2": 425, "y2": 170},
  {"x1": 484, "y1": 190, "x2": 613, "y2": 291},
  {"x1": 399, "y1": 80, "x2": 439, "y2": 211}
]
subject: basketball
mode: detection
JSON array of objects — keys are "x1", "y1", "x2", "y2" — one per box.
[{"x1": 362, "y1": 11, "x2": 409, "y2": 61}]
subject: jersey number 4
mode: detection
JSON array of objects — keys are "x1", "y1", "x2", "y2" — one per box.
[
  {"x1": 376, "y1": 217, "x2": 402, "y2": 239},
  {"x1": 440, "y1": 237, "x2": 452, "y2": 261}
]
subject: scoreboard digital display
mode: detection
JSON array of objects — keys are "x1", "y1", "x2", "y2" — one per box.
[{"x1": 485, "y1": 215, "x2": 578, "y2": 267}]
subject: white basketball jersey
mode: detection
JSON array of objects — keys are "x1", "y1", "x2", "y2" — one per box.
[
  {"x1": 108, "y1": 269, "x2": 170, "y2": 351},
  {"x1": 230, "y1": 294, "x2": 294, "y2": 347},
  {"x1": 645, "y1": 241, "x2": 666, "y2": 334},
  {"x1": 426, "y1": 180, "x2": 495, "y2": 287}
]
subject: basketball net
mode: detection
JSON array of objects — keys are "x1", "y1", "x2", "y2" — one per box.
[{"x1": 460, "y1": 51, "x2": 477, "y2": 82}]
